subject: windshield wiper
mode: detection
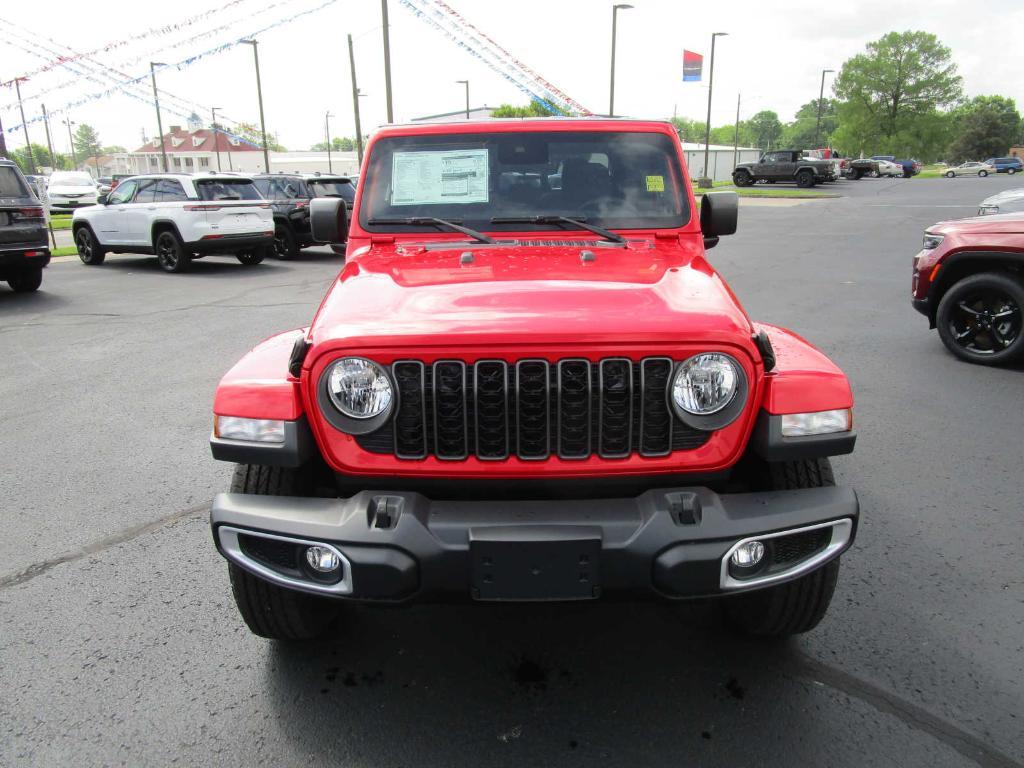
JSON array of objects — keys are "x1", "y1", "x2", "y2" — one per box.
[
  {"x1": 489, "y1": 215, "x2": 626, "y2": 244},
  {"x1": 367, "y1": 216, "x2": 494, "y2": 244}
]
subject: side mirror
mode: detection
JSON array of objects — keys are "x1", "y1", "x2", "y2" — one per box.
[
  {"x1": 700, "y1": 191, "x2": 738, "y2": 250},
  {"x1": 310, "y1": 197, "x2": 349, "y2": 244},
  {"x1": 97, "y1": 193, "x2": 109, "y2": 205}
]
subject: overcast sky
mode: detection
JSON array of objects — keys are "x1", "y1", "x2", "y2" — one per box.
[{"x1": 1, "y1": 0, "x2": 1022, "y2": 154}]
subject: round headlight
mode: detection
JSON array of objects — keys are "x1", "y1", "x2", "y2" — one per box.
[
  {"x1": 672, "y1": 353, "x2": 740, "y2": 415},
  {"x1": 326, "y1": 358, "x2": 393, "y2": 419}
]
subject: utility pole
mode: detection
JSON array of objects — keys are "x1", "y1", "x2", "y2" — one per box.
[
  {"x1": 325, "y1": 111, "x2": 334, "y2": 173},
  {"x1": 456, "y1": 80, "x2": 469, "y2": 119},
  {"x1": 211, "y1": 106, "x2": 223, "y2": 171},
  {"x1": 13, "y1": 78, "x2": 35, "y2": 174},
  {"x1": 700, "y1": 32, "x2": 728, "y2": 188},
  {"x1": 608, "y1": 4, "x2": 633, "y2": 117},
  {"x1": 814, "y1": 68, "x2": 834, "y2": 148},
  {"x1": 65, "y1": 118, "x2": 76, "y2": 167},
  {"x1": 242, "y1": 40, "x2": 271, "y2": 172},
  {"x1": 41, "y1": 103, "x2": 56, "y2": 170},
  {"x1": 150, "y1": 62, "x2": 169, "y2": 171},
  {"x1": 732, "y1": 92, "x2": 741, "y2": 171},
  {"x1": 348, "y1": 33, "x2": 364, "y2": 165},
  {"x1": 0, "y1": 111, "x2": 7, "y2": 158},
  {"x1": 381, "y1": 0, "x2": 394, "y2": 123}
]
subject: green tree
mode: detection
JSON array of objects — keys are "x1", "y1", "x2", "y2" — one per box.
[
  {"x1": 310, "y1": 136, "x2": 356, "y2": 152},
  {"x1": 947, "y1": 96, "x2": 1022, "y2": 163},
  {"x1": 782, "y1": 99, "x2": 838, "y2": 150},
  {"x1": 670, "y1": 116, "x2": 708, "y2": 144},
  {"x1": 490, "y1": 101, "x2": 561, "y2": 118},
  {"x1": 233, "y1": 121, "x2": 286, "y2": 152},
  {"x1": 745, "y1": 110, "x2": 784, "y2": 150},
  {"x1": 102, "y1": 144, "x2": 127, "y2": 154},
  {"x1": 11, "y1": 143, "x2": 66, "y2": 173},
  {"x1": 832, "y1": 30, "x2": 962, "y2": 158},
  {"x1": 73, "y1": 124, "x2": 102, "y2": 160}
]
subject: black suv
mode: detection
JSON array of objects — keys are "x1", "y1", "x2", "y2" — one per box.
[
  {"x1": 252, "y1": 173, "x2": 356, "y2": 258},
  {"x1": 0, "y1": 158, "x2": 50, "y2": 293}
]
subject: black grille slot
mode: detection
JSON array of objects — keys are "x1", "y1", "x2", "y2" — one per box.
[
  {"x1": 393, "y1": 361, "x2": 427, "y2": 459},
  {"x1": 516, "y1": 360, "x2": 550, "y2": 460},
  {"x1": 474, "y1": 361, "x2": 509, "y2": 459},
  {"x1": 599, "y1": 358, "x2": 633, "y2": 458},
  {"x1": 433, "y1": 361, "x2": 467, "y2": 459},
  {"x1": 239, "y1": 535, "x2": 299, "y2": 572},
  {"x1": 356, "y1": 356, "x2": 713, "y2": 460},
  {"x1": 639, "y1": 358, "x2": 673, "y2": 456},
  {"x1": 772, "y1": 528, "x2": 831, "y2": 565},
  {"x1": 557, "y1": 359, "x2": 592, "y2": 459}
]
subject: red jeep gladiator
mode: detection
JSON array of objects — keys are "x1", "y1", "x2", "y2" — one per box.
[{"x1": 209, "y1": 119, "x2": 858, "y2": 640}]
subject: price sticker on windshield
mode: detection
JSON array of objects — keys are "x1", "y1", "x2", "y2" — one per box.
[
  {"x1": 391, "y1": 149, "x2": 489, "y2": 206},
  {"x1": 645, "y1": 175, "x2": 665, "y2": 192}
]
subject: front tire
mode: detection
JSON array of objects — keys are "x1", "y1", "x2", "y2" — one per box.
[
  {"x1": 155, "y1": 230, "x2": 191, "y2": 273},
  {"x1": 945, "y1": 170, "x2": 956, "y2": 178},
  {"x1": 1008, "y1": 168, "x2": 1017, "y2": 175},
  {"x1": 273, "y1": 223, "x2": 299, "y2": 260},
  {"x1": 7, "y1": 267, "x2": 43, "y2": 293},
  {"x1": 723, "y1": 458, "x2": 841, "y2": 637},
  {"x1": 979, "y1": 170, "x2": 988, "y2": 177},
  {"x1": 936, "y1": 272, "x2": 1024, "y2": 365},
  {"x1": 795, "y1": 170, "x2": 815, "y2": 188},
  {"x1": 226, "y1": 464, "x2": 341, "y2": 640},
  {"x1": 75, "y1": 226, "x2": 106, "y2": 265},
  {"x1": 732, "y1": 169, "x2": 753, "y2": 187}
]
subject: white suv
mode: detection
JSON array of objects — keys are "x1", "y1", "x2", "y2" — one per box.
[{"x1": 71, "y1": 173, "x2": 274, "y2": 273}]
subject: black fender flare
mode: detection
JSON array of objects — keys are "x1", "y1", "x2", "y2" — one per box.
[{"x1": 150, "y1": 220, "x2": 186, "y2": 248}]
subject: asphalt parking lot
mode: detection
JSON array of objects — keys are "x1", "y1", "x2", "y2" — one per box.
[{"x1": 1, "y1": 175, "x2": 1022, "y2": 767}]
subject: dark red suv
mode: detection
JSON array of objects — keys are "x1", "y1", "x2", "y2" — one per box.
[{"x1": 912, "y1": 213, "x2": 1024, "y2": 364}]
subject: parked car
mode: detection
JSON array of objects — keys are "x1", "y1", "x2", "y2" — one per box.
[
  {"x1": 912, "y1": 213, "x2": 1023, "y2": 364},
  {"x1": 0, "y1": 158, "x2": 50, "y2": 293},
  {"x1": 870, "y1": 155, "x2": 921, "y2": 178},
  {"x1": 804, "y1": 148, "x2": 848, "y2": 178},
  {"x1": 252, "y1": 173, "x2": 356, "y2": 259},
  {"x1": 208, "y1": 118, "x2": 859, "y2": 642},
  {"x1": 733, "y1": 149, "x2": 838, "y2": 187},
  {"x1": 71, "y1": 173, "x2": 274, "y2": 273},
  {"x1": 944, "y1": 162, "x2": 997, "y2": 178},
  {"x1": 46, "y1": 170, "x2": 99, "y2": 210},
  {"x1": 978, "y1": 188, "x2": 1024, "y2": 216},
  {"x1": 871, "y1": 158, "x2": 904, "y2": 178},
  {"x1": 844, "y1": 158, "x2": 880, "y2": 180},
  {"x1": 110, "y1": 173, "x2": 131, "y2": 190},
  {"x1": 984, "y1": 157, "x2": 1023, "y2": 175}
]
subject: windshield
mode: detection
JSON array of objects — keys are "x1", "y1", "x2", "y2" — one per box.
[
  {"x1": 51, "y1": 172, "x2": 95, "y2": 186},
  {"x1": 360, "y1": 130, "x2": 688, "y2": 233},
  {"x1": 309, "y1": 180, "x2": 355, "y2": 202},
  {"x1": 195, "y1": 179, "x2": 261, "y2": 201}
]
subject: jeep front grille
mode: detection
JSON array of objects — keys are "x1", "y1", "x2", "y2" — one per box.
[{"x1": 356, "y1": 357, "x2": 711, "y2": 461}]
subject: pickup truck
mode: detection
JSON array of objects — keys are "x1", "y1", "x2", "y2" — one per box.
[
  {"x1": 208, "y1": 118, "x2": 859, "y2": 642},
  {"x1": 732, "y1": 150, "x2": 838, "y2": 188}
]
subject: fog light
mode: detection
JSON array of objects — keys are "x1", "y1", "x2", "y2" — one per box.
[
  {"x1": 305, "y1": 546, "x2": 341, "y2": 573},
  {"x1": 730, "y1": 540, "x2": 765, "y2": 568}
]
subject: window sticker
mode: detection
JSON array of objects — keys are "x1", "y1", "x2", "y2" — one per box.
[
  {"x1": 391, "y1": 148, "x2": 489, "y2": 205},
  {"x1": 645, "y1": 175, "x2": 665, "y2": 192}
]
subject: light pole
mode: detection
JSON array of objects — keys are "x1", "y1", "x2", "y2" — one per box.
[
  {"x1": 241, "y1": 39, "x2": 271, "y2": 172},
  {"x1": 732, "y1": 92, "x2": 741, "y2": 171},
  {"x1": 149, "y1": 62, "x2": 169, "y2": 172},
  {"x1": 700, "y1": 31, "x2": 728, "y2": 188},
  {"x1": 211, "y1": 106, "x2": 223, "y2": 171},
  {"x1": 12, "y1": 77, "x2": 35, "y2": 173},
  {"x1": 381, "y1": 0, "x2": 394, "y2": 123},
  {"x1": 64, "y1": 118, "x2": 77, "y2": 168},
  {"x1": 41, "y1": 103, "x2": 56, "y2": 170},
  {"x1": 348, "y1": 33, "x2": 364, "y2": 165},
  {"x1": 456, "y1": 80, "x2": 470, "y2": 119},
  {"x1": 608, "y1": 4, "x2": 633, "y2": 117},
  {"x1": 814, "y1": 68, "x2": 835, "y2": 148},
  {"x1": 325, "y1": 111, "x2": 334, "y2": 172}
]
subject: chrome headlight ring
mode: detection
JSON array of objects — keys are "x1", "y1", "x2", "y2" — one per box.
[
  {"x1": 317, "y1": 357, "x2": 396, "y2": 435},
  {"x1": 669, "y1": 352, "x2": 748, "y2": 431}
]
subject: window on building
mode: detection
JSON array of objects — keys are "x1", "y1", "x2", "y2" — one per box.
[
  {"x1": 149, "y1": 156, "x2": 158, "y2": 168},
  {"x1": 185, "y1": 157, "x2": 194, "y2": 168},
  {"x1": 199, "y1": 157, "x2": 210, "y2": 168},
  {"x1": 173, "y1": 157, "x2": 182, "y2": 168}
]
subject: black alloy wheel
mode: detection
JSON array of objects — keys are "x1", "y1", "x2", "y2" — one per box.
[
  {"x1": 733, "y1": 169, "x2": 753, "y2": 187},
  {"x1": 155, "y1": 230, "x2": 190, "y2": 273},
  {"x1": 274, "y1": 223, "x2": 299, "y2": 259},
  {"x1": 937, "y1": 273, "x2": 1024, "y2": 365},
  {"x1": 795, "y1": 170, "x2": 815, "y2": 188},
  {"x1": 75, "y1": 227, "x2": 106, "y2": 265}
]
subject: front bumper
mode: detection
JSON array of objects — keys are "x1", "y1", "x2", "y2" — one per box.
[{"x1": 211, "y1": 484, "x2": 858, "y2": 602}]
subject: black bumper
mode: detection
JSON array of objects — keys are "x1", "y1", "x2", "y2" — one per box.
[
  {"x1": 0, "y1": 246, "x2": 51, "y2": 270},
  {"x1": 187, "y1": 234, "x2": 273, "y2": 255},
  {"x1": 211, "y1": 484, "x2": 858, "y2": 603},
  {"x1": 912, "y1": 296, "x2": 931, "y2": 318}
]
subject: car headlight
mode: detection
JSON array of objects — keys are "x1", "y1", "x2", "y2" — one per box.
[
  {"x1": 978, "y1": 205, "x2": 999, "y2": 216},
  {"x1": 922, "y1": 233, "x2": 944, "y2": 250},
  {"x1": 326, "y1": 357, "x2": 393, "y2": 419},
  {"x1": 672, "y1": 353, "x2": 740, "y2": 415}
]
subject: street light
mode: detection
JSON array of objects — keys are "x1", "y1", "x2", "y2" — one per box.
[
  {"x1": 699, "y1": 31, "x2": 728, "y2": 188},
  {"x1": 325, "y1": 111, "x2": 334, "y2": 173},
  {"x1": 64, "y1": 118, "x2": 77, "y2": 168},
  {"x1": 12, "y1": 77, "x2": 35, "y2": 173},
  {"x1": 456, "y1": 80, "x2": 470, "y2": 119},
  {"x1": 608, "y1": 4, "x2": 633, "y2": 117},
  {"x1": 211, "y1": 106, "x2": 223, "y2": 171},
  {"x1": 814, "y1": 68, "x2": 835, "y2": 148},
  {"x1": 241, "y1": 39, "x2": 270, "y2": 172},
  {"x1": 149, "y1": 63, "x2": 169, "y2": 172},
  {"x1": 348, "y1": 33, "x2": 365, "y2": 165}
]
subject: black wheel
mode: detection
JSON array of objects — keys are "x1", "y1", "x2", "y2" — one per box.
[
  {"x1": 227, "y1": 464, "x2": 341, "y2": 640},
  {"x1": 723, "y1": 458, "x2": 841, "y2": 637},
  {"x1": 236, "y1": 246, "x2": 268, "y2": 266},
  {"x1": 732, "y1": 169, "x2": 753, "y2": 187},
  {"x1": 945, "y1": 170, "x2": 955, "y2": 178},
  {"x1": 849, "y1": 169, "x2": 862, "y2": 180},
  {"x1": 273, "y1": 223, "x2": 299, "y2": 260},
  {"x1": 795, "y1": 170, "x2": 815, "y2": 188},
  {"x1": 155, "y1": 230, "x2": 190, "y2": 273},
  {"x1": 74, "y1": 226, "x2": 106, "y2": 265},
  {"x1": 936, "y1": 272, "x2": 1024, "y2": 365},
  {"x1": 979, "y1": 170, "x2": 988, "y2": 177},
  {"x1": 903, "y1": 170, "x2": 912, "y2": 178},
  {"x1": 7, "y1": 267, "x2": 43, "y2": 293}
]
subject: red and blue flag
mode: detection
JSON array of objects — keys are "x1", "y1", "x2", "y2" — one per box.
[{"x1": 683, "y1": 50, "x2": 703, "y2": 82}]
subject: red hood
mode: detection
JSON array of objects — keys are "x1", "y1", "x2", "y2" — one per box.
[
  {"x1": 306, "y1": 234, "x2": 754, "y2": 355},
  {"x1": 929, "y1": 212, "x2": 1024, "y2": 236}
]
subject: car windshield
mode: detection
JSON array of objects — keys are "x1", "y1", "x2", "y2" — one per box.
[
  {"x1": 0, "y1": 166, "x2": 30, "y2": 197},
  {"x1": 308, "y1": 180, "x2": 355, "y2": 202},
  {"x1": 360, "y1": 130, "x2": 689, "y2": 233},
  {"x1": 194, "y1": 179, "x2": 261, "y2": 201},
  {"x1": 51, "y1": 173, "x2": 94, "y2": 186}
]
